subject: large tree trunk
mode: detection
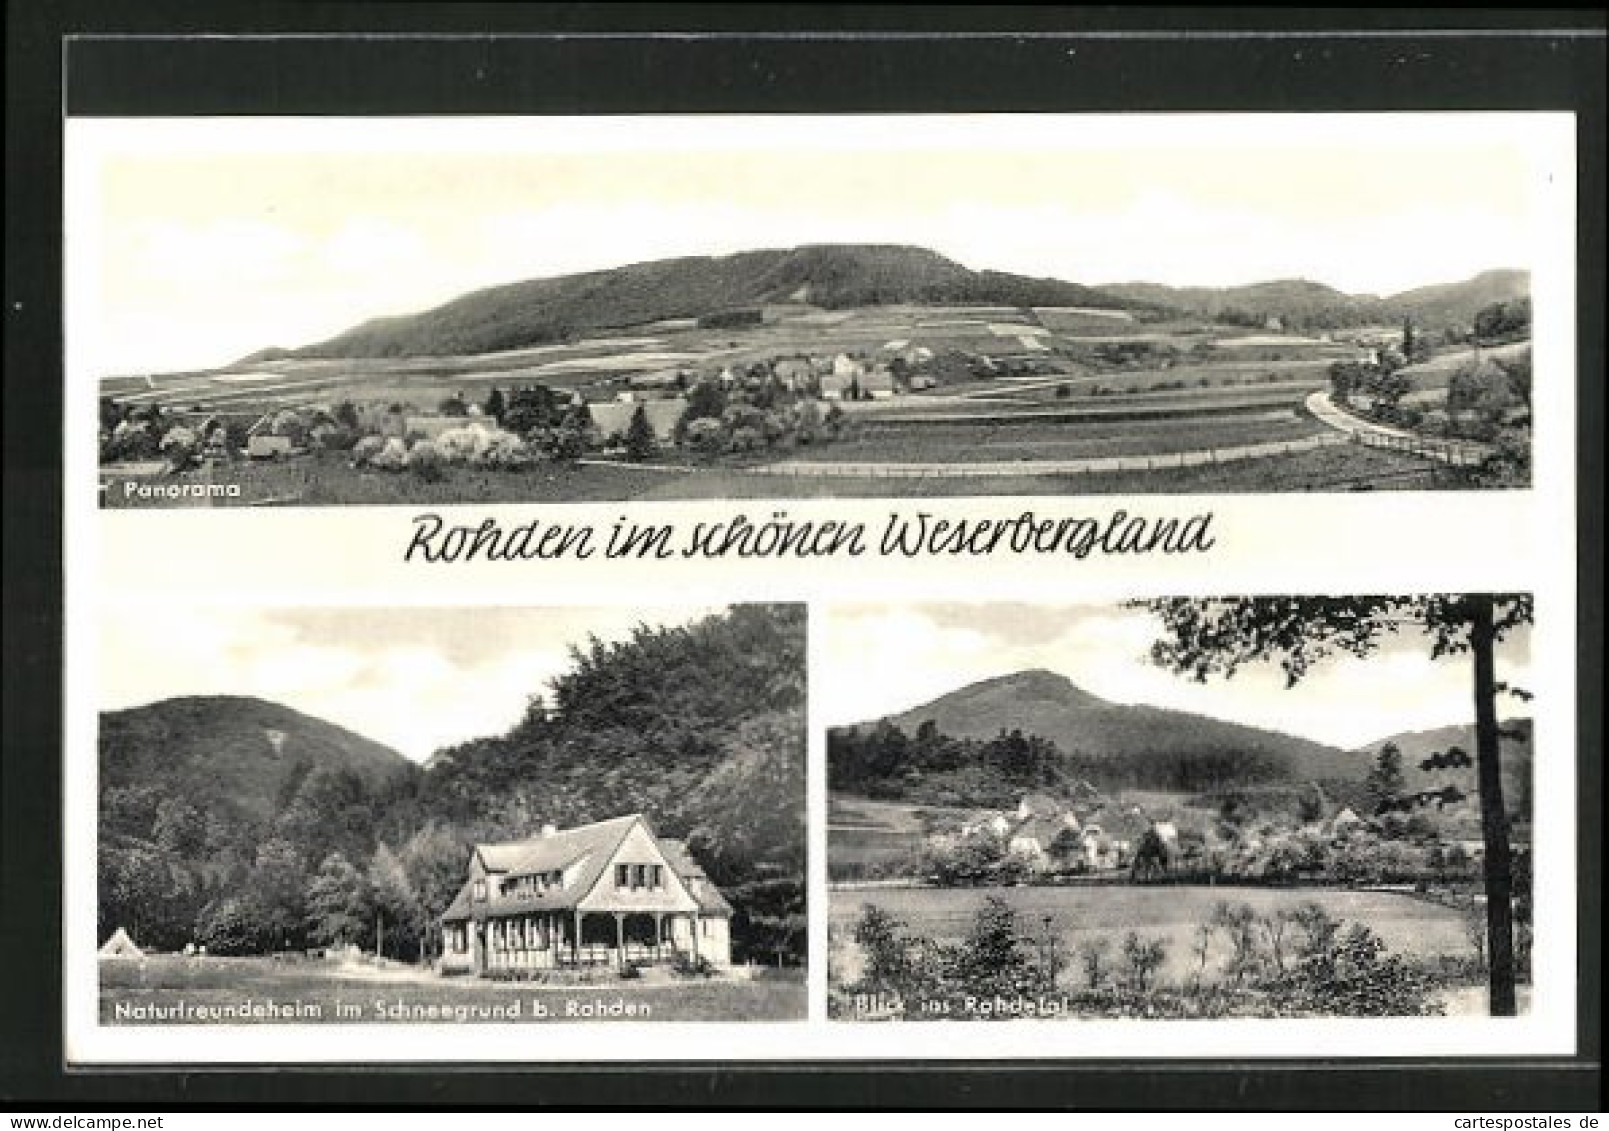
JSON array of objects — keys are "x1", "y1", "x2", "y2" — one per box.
[{"x1": 1471, "y1": 596, "x2": 1517, "y2": 1016}]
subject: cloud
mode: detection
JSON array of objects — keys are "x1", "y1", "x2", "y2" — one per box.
[
  {"x1": 98, "y1": 604, "x2": 723, "y2": 762},
  {"x1": 823, "y1": 603, "x2": 1531, "y2": 748}
]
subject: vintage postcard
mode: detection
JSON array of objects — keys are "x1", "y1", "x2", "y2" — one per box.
[
  {"x1": 68, "y1": 114, "x2": 1565, "y2": 508},
  {"x1": 62, "y1": 111, "x2": 1580, "y2": 1067}
]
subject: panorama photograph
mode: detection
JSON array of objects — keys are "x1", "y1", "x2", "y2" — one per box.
[
  {"x1": 74, "y1": 115, "x2": 1548, "y2": 507},
  {"x1": 95, "y1": 603, "x2": 807, "y2": 1023},
  {"x1": 824, "y1": 596, "x2": 1536, "y2": 1021}
]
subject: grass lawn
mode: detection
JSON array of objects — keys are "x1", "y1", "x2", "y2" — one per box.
[{"x1": 100, "y1": 955, "x2": 805, "y2": 1023}]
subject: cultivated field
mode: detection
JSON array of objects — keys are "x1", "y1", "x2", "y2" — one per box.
[
  {"x1": 100, "y1": 303, "x2": 1476, "y2": 503},
  {"x1": 828, "y1": 796, "x2": 987, "y2": 876},
  {"x1": 827, "y1": 884, "x2": 1473, "y2": 990},
  {"x1": 100, "y1": 954, "x2": 805, "y2": 1023}
]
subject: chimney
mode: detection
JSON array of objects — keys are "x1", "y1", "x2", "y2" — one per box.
[{"x1": 540, "y1": 824, "x2": 557, "y2": 838}]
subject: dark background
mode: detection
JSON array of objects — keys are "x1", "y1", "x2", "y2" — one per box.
[{"x1": 4, "y1": 4, "x2": 1603, "y2": 1110}]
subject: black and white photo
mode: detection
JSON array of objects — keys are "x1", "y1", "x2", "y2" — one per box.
[
  {"x1": 95, "y1": 602, "x2": 807, "y2": 1024},
  {"x1": 72, "y1": 114, "x2": 1562, "y2": 506},
  {"x1": 825, "y1": 596, "x2": 1538, "y2": 1022}
]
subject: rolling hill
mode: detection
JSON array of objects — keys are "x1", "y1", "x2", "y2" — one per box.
[
  {"x1": 1100, "y1": 269, "x2": 1528, "y2": 330},
  {"x1": 99, "y1": 695, "x2": 416, "y2": 823},
  {"x1": 1349, "y1": 718, "x2": 1533, "y2": 819},
  {"x1": 251, "y1": 244, "x2": 1144, "y2": 361},
  {"x1": 1099, "y1": 278, "x2": 1380, "y2": 325},
  {"x1": 1387, "y1": 269, "x2": 1531, "y2": 329},
  {"x1": 856, "y1": 668, "x2": 1355, "y2": 792}
]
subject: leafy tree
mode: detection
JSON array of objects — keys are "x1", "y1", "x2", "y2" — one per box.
[
  {"x1": 399, "y1": 822, "x2": 471, "y2": 957},
  {"x1": 502, "y1": 385, "x2": 568, "y2": 436},
  {"x1": 949, "y1": 896, "x2": 1034, "y2": 998},
  {"x1": 1142, "y1": 594, "x2": 1532, "y2": 1015},
  {"x1": 251, "y1": 837, "x2": 309, "y2": 951},
  {"x1": 152, "y1": 796, "x2": 207, "y2": 857},
  {"x1": 369, "y1": 842, "x2": 422, "y2": 960},
  {"x1": 195, "y1": 893, "x2": 273, "y2": 955},
  {"x1": 853, "y1": 904, "x2": 916, "y2": 990},
  {"x1": 304, "y1": 851, "x2": 369, "y2": 948},
  {"x1": 1120, "y1": 931, "x2": 1167, "y2": 993},
  {"x1": 1080, "y1": 937, "x2": 1113, "y2": 990}
]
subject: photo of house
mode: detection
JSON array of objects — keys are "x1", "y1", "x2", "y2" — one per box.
[
  {"x1": 94, "y1": 603, "x2": 806, "y2": 1023},
  {"x1": 440, "y1": 814, "x2": 733, "y2": 976}
]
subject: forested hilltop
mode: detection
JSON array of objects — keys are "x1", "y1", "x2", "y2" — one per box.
[{"x1": 99, "y1": 604, "x2": 807, "y2": 966}]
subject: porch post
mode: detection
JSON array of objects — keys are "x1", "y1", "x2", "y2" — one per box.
[
  {"x1": 614, "y1": 912, "x2": 626, "y2": 969},
  {"x1": 573, "y1": 910, "x2": 582, "y2": 965},
  {"x1": 653, "y1": 912, "x2": 665, "y2": 961},
  {"x1": 691, "y1": 911, "x2": 701, "y2": 960}
]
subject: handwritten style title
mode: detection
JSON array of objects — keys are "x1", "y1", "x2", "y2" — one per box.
[{"x1": 403, "y1": 508, "x2": 1216, "y2": 564}]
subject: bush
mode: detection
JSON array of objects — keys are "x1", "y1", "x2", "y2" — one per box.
[
  {"x1": 545, "y1": 425, "x2": 588, "y2": 463},
  {"x1": 369, "y1": 437, "x2": 409, "y2": 471},
  {"x1": 159, "y1": 426, "x2": 200, "y2": 470},
  {"x1": 684, "y1": 417, "x2": 727, "y2": 456},
  {"x1": 479, "y1": 429, "x2": 533, "y2": 469},
  {"x1": 727, "y1": 426, "x2": 765, "y2": 454},
  {"x1": 351, "y1": 435, "x2": 387, "y2": 467},
  {"x1": 672, "y1": 953, "x2": 716, "y2": 978},
  {"x1": 434, "y1": 425, "x2": 491, "y2": 464},
  {"x1": 406, "y1": 439, "x2": 445, "y2": 481},
  {"x1": 195, "y1": 896, "x2": 271, "y2": 956}
]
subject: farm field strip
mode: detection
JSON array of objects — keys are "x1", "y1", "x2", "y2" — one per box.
[
  {"x1": 804, "y1": 418, "x2": 1327, "y2": 464},
  {"x1": 760, "y1": 432, "x2": 1347, "y2": 478},
  {"x1": 855, "y1": 394, "x2": 1318, "y2": 427}
]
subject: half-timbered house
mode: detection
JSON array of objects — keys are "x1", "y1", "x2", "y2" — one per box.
[{"x1": 439, "y1": 814, "x2": 733, "y2": 976}]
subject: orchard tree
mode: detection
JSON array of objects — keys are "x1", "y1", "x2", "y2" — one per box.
[{"x1": 1141, "y1": 593, "x2": 1532, "y2": 1016}]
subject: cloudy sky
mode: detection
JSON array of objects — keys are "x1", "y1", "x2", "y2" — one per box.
[
  {"x1": 823, "y1": 602, "x2": 1532, "y2": 750},
  {"x1": 67, "y1": 113, "x2": 1556, "y2": 375},
  {"x1": 98, "y1": 604, "x2": 723, "y2": 762}
]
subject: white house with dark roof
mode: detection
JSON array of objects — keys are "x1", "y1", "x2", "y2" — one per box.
[{"x1": 439, "y1": 813, "x2": 732, "y2": 976}]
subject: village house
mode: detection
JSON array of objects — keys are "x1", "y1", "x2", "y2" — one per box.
[{"x1": 439, "y1": 814, "x2": 732, "y2": 977}]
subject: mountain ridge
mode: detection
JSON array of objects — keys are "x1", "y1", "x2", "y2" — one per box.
[
  {"x1": 248, "y1": 243, "x2": 1142, "y2": 361},
  {"x1": 99, "y1": 694, "x2": 416, "y2": 823}
]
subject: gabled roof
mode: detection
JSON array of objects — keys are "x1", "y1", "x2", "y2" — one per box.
[
  {"x1": 1010, "y1": 815, "x2": 1068, "y2": 850},
  {"x1": 479, "y1": 814, "x2": 641, "y2": 879},
  {"x1": 442, "y1": 815, "x2": 735, "y2": 922},
  {"x1": 443, "y1": 814, "x2": 644, "y2": 922},
  {"x1": 657, "y1": 838, "x2": 734, "y2": 915}
]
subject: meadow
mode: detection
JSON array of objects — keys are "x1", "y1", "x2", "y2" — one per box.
[
  {"x1": 100, "y1": 954, "x2": 805, "y2": 1023},
  {"x1": 827, "y1": 883, "x2": 1473, "y2": 990}
]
